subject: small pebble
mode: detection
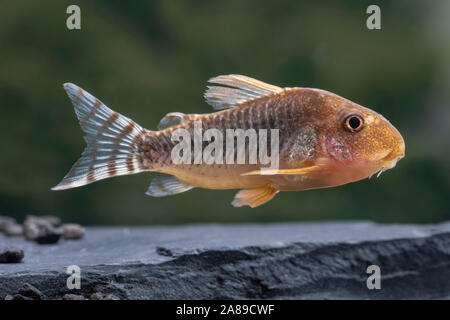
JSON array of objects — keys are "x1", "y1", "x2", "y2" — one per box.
[
  {"x1": 23, "y1": 221, "x2": 39, "y2": 241},
  {"x1": 0, "y1": 216, "x2": 16, "y2": 232},
  {"x1": 0, "y1": 247, "x2": 24, "y2": 263},
  {"x1": 18, "y1": 283, "x2": 45, "y2": 300},
  {"x1": 89, "y1": 292, "x2": 120, "y2": 300},
  {"x1": 4, "y1": 223, "x2": 23, "y2": 237},
  {"x1": 39, "y1": 215, "x2": 61, "y2": 227},
  {"x1": 62, "y1": 294, "x2": 85, "y2": 300},
  {"x1": 24, "y1": 216, "x2": 62, "y2": 244},
  {"x1": 34, "y1": 228, "x2": 62, "y2": 244},
  {"x1": 2, "y1": 215, "x2": 85, "y2": 245},
  {"x1": 24, "y1": 215, "x2": 57, "y2": 228},
  {"x1": 156, "y1": 247, "x2": 173, "y2": 257},
  {"x1": 89, "y1": 292, "x2": 104, "y2": 300},
  {"x1": 5, "y1": 294, "x2": 33, "y2": 300},
  {"x1": 25, "y1": 215, "x2": 61, "y2": 227},
  {"x1": 63, "y1": 224, "x2": 85, "y2": 240}
]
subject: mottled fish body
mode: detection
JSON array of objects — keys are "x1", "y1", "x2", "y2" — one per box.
[{"x1": 53, "y1": 75, "x2": 405, "y2": 207}]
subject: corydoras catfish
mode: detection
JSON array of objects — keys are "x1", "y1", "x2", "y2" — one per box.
[{"x1": 52, "y1": 75, "x2": 405, "y2": 207}]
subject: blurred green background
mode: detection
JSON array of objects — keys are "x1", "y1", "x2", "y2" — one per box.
[{"x1": 0, "y1": 0, "x2": 449, "y2": 225}]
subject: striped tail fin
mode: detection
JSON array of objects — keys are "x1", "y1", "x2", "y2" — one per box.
[{"x1": 52, "y1": 83, "x2": 147, "y2": 190}]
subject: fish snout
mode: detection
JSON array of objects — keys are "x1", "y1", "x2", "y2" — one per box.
[{"x1": 382, "y1": 133, "x2": 405, "y2": 170}]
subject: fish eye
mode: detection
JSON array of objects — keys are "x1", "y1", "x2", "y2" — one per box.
[{"x1": 343, "y1": 114, "x2": 364, "y2": 132}]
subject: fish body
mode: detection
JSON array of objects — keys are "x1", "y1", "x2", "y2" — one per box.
[{"x1": 53, "y1": 75, "x2": 405, "y2": 207}]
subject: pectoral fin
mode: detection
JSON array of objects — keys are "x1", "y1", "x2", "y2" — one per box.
[
  {"x1": 232, "y1": 186, "x2": 279, "y2": 208},
  {"x1": 241, "y1": 165, "x2": 320, "y2": 176}
]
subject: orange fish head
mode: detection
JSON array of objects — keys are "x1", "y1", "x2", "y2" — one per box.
[
  {"x1": 330, "y1": 101, "x2": 405, "y2": 178},
  {"x1": 319, "y1": 94, "x2": 405, "y2": 181}
]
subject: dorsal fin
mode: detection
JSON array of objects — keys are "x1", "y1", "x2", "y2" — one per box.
[
  {"x1": 204, "y1": 74, "x2": 283, "y2": 110},
  {"x1": 146, "y1": 173, "x2": 194, "y2": 197}
]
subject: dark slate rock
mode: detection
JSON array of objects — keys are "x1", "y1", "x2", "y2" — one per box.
[{"x1": 0, "y1": 222, "x2": 449, "y2": 300}]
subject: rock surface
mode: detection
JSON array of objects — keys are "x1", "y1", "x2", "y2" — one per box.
[{"x1": 0, "y1": 222, "x2": 449, "y2": 299}]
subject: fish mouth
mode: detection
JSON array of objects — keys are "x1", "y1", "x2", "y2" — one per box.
[{"x1": 372, "y1": 149, "x2": 404, "y2": 178}]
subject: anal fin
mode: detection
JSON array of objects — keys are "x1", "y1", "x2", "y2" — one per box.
[
  {"x1": 146, "y1": 174, "x2": 194, "y2": 197},
  {"x1": 232, "y1": 186, "x2": 279, "y2": 208}
]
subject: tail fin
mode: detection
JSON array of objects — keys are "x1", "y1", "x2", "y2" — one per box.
[{"x1": 52, "y1": 83, "x2": 147, "y2": 190}]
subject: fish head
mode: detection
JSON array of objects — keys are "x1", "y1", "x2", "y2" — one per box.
[{"x1": 318, "y1": 91, "x2": 405, "y2": 179}]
